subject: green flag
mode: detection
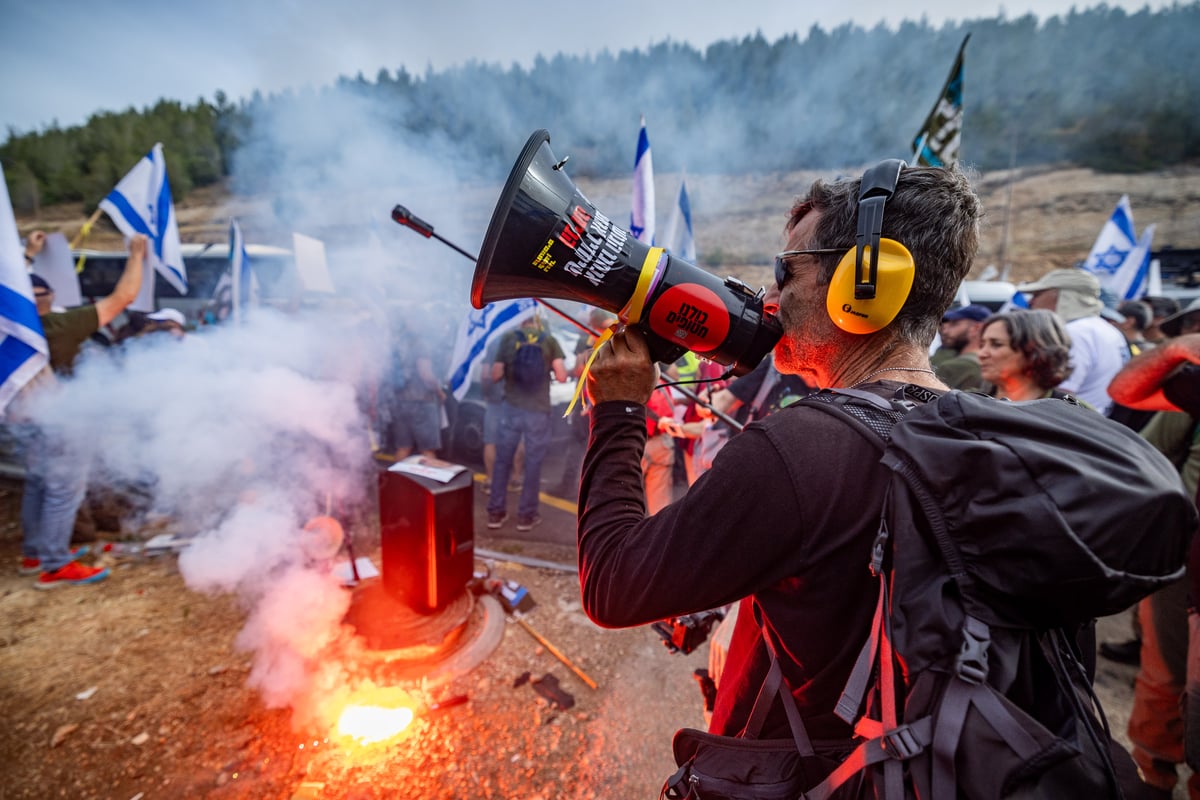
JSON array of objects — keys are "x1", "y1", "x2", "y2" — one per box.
[{"x1": 912, "y1": 35, "x2": 970, "y2": 167}]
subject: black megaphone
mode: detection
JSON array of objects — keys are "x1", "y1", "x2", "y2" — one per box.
[{"x1": 472, "y1": 130, "x2": 781, "y2": 375}]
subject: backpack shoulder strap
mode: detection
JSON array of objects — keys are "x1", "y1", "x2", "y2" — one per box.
[{"x1": 794, "y1": 385, "x2": 930, "y2": 450}]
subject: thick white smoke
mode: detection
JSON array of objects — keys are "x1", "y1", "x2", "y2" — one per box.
[{"x1": 28, "y1": 307, "x2": 388, "y2": 713}]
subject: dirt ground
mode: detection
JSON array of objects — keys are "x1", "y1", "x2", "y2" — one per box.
[
  {"x1": 0, "y1": 478, "x2": 708, "y2": 800},
  {"x1": 0, "y1": 468, "x2": 1183, "y2": 800}
]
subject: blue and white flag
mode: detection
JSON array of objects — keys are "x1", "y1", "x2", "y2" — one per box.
[
  {"x1": 445, "y1": 299, "x2": 536, "y2": 401},
  {"x1": 1082, "y1": 196, "x2": 1153, "y2": 300},
  {"x1": 210, "y1": 219, "x2": 261, "y2": 323},
  {"x1": 0, "y1": 164, "x2": 48, "y2": 414},
  {"x1": 662, "y1": 175, "x2": 696, "y2": 263},
  {"x1": 630, "y1": 116, "x2": 655, "y2": 245},
  {"x1": 99, "y1": 143, "x2": 187, "y2": 299},
  {"x1": 228, "y1": 217, "x2": 258, "y2": 321},
  {"x1": 1118, "y1": 225, "x2": 1156, "y2": 301}
]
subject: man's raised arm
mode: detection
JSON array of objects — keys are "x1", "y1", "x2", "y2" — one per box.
[{"x1": 94, "y1": 234, "x2": 147, "y2": 327}]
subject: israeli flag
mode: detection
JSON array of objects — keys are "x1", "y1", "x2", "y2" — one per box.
[
  {"x1": 1082, "y1": 196, "x2": 1148, "y2": 300},
  {"x1": 99, "y1": 143, "x2": 187, "y2": 297},
  {"x1": 229, "y1": 218, "x2": 258, "y2": 321},
  {"x1": 630, "y1": 116, "x2": 655, "y2": 245},
  {"x1": 0, "y1": 164, "x2": 48, "y2": 413},
  {"x1": 1118, "y1": 225, "x2": 1156, "y2": 301},
  {"x1": 445, "y1": 299, "x2": 536, "y2": 401},
  {"x1": 210, "y1": 219, "x2": 260, "y2": 324},
  {"x1": 662, "y1": 175, "x2": 696, "y2": 263}
]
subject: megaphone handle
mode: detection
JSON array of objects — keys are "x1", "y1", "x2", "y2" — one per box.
[{"x1": 641, "y1": 330, "x2": 688, "y2": 368}]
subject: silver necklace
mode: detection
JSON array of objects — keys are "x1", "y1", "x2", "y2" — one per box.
[{"x1": 853, "y1": 366, "x2": 936, "y2": 386}]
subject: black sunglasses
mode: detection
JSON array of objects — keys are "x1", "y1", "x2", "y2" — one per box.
[{"x1": 773, "y1": 248, "x2": 844, "y2": 290}]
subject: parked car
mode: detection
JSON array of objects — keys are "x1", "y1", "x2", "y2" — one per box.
[
  {"x1": 961, "y1": 280, "x2": 1016, "y2": 312},
  {"x1": 73, "y1": 242, "x2": 297, "y2": 319}
]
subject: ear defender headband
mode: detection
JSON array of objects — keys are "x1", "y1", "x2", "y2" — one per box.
[{"x1": 826, "y1": 159, "x2": 916, "y2": 334}]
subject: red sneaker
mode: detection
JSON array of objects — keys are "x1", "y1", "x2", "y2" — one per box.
[
  {"x1": 18, "y1": 545, "x2": 91, "y2": 576},
  {"x1": 35, "y1": 561, "x2": 110, "y2": 590}
]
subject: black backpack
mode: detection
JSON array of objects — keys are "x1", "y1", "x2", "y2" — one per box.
[
  {"x1": 664, "y1": 387, "x2": 1195, "y2": 800},
  {"x1": 510, "y1": 333, "x2": 547, "y2": 390}
]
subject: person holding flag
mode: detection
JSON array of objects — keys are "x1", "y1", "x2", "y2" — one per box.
[
  {"x1": 95, "y1": 143, "x2": 186, "y2": 312},
  {"x1": 15, "y1": 230, "x2": 146, "y2": 588}
]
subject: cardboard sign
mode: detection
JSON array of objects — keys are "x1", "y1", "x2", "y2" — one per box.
[
  {"x1": 292, "y1": 232, "x2": 335, "y2": 294},
  {"x1": 31, "y1": 232, "x2": 82, "y2": 308}
]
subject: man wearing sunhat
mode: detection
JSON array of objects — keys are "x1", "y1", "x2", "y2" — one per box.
[{"x1": 1018, "y1": 268, "x2": 1129, "y2": 414}]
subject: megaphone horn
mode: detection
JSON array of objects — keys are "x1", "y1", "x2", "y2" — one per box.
[{"x1": 473, "y1": 130, "x2": 781, "y2": 375}]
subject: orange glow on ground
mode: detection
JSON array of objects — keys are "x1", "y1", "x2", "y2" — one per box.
[{"x1": 334, "y1": 687, "x2": 418, "y2": 746}]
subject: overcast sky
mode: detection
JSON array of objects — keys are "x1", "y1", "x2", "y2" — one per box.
[{"x1": 0, "y1": 0, "x2": 1175, "y2": 135}]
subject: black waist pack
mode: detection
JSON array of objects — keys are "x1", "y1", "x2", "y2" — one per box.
[{"x1": 662, "y1": 659, "x2": 859, "y2": 800}]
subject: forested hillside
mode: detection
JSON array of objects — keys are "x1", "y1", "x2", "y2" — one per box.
[{"x1": 3, "y1": 3, "x2": 1198, "y2": 214}]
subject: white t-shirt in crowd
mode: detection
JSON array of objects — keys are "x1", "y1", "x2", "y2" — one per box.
[{"x1": 1060, "y1": 315, "x2": 1130, "y2": 414}]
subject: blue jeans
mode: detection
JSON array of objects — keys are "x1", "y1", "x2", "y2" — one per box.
[
  {"x1": 20, "y1": 428, "x2": 90, "y2": 571},
  {"x1": 389, "y1": 399, "x2": 442, "y2": 453},
  {"x1": 488, "y1": 402, "x2": 551, "y2": 520}
]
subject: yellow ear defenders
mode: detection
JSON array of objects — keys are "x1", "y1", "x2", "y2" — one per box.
[{"x1": 826, "y1": 159, "x2": 916, "y2": 334}]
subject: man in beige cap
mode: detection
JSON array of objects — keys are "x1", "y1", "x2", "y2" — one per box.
[{"x1": 1018, "y1": 268, "x2": 1129, "y2": 414}]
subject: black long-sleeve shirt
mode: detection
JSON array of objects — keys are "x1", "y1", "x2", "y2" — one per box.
[{"x1": 578, "y1": 384, "x2": 900, "y2": 739}]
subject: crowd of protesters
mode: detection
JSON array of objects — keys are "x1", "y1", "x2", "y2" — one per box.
[{"x1": 13, "y1": 213, "x2": 1200, "y2": 796}]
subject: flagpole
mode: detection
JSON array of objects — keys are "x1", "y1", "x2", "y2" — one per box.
[
  {"x1": 70, "y1": 207, "x2": 106, "y2": 273},
  {"x1": 70, "y1": 208, "x2": 104, "y2": 249},
  {"x1": 231, "y1": 267, "x2": 241, "y2": 326},
  {"x1": 997, "y1": 125, "x2": 1018, "y2": 279},
  {"x1": 230, "y1": 219, "x2": 241, "y2": 326}
]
